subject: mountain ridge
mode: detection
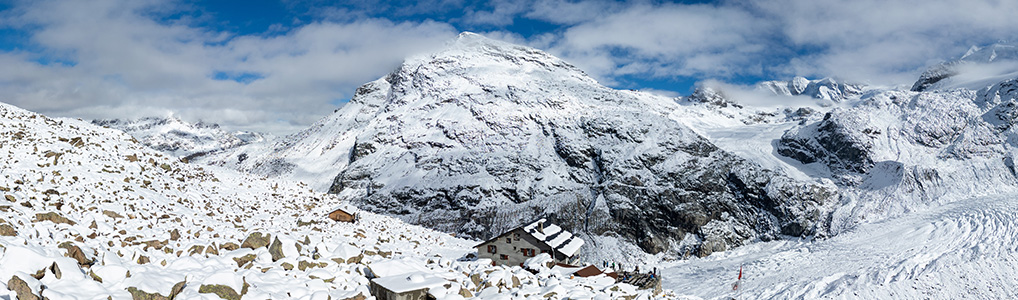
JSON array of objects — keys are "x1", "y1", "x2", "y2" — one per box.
[{"x1": 199, "y1": 32, "x2": 838, "y2": 259}]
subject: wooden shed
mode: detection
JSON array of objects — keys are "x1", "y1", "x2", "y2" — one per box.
[{"x1": 328, "y1": 207, "x2": 357, "y2": 223}]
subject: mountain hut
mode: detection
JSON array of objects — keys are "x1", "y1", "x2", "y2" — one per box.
[{"x1": 475, "y1": 218, "x2": 584, "y2": 267}]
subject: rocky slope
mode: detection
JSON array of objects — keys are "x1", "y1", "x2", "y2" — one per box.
[
  {"x1": 93, "y1": 117, "x2": 265, "y2": 158},
  {"x1": 200, "y1": 33, "x2": 839, "y2": 259},
  {"x1": 776, "y1": 72, "x2": 1018, "y2": 232},
  {"x1": 0, "y1": 101, "x2": 666, "y2": 299}
]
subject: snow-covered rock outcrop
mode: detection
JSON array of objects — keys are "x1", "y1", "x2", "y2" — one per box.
[
  {"x1": 201, "y1": 33, "x2": 838, "y2": 258},
  {"x1": 778, "y1": 77, "x2": 1018, "y2": 229},
  {"x1": 686, "y1": 85, "x2": 741, "y2": 108}
]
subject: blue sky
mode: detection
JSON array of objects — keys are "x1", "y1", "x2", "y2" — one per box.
[{"x1": 0, "y1": 0, "x2": 1016, "y2": 134}]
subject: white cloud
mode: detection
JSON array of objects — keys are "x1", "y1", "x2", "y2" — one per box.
[
  {"x1": 461, "y1": 0, "x2": 530, "y2": 26},
  {"x1": 524, "y1": 0, "x2": 619, "y2": 25},
  {"x1": 696, "y1": 79, "x2": 828, "y2": 109},
  {"x1": 518, "y1": 0, "x2": 1018, "y2": 88},
  {"x1": 537, "y1": 2, "x2": 772, "y2": 84},
  {"x1": 751, "y1": 0, "x2": 1018, "y2": 83},
  {"x1": 0, "y1": 0, "x2": 457, "y2": 135}
]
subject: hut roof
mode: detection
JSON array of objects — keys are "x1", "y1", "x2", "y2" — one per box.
[
  {"x1": 573, "y1": 265, "x2": 604, "y2": 277},
  {"x1": 476, "y1": 218, "x2": 584, "y2": 257},
  {"x1": 522, "y1": 219, "x2": 584, "y2": 257},
  {"x1": 328, "y1": 205, "x2": 354, "y2": 214}
]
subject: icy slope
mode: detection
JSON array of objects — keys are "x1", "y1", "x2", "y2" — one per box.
[
  {"x1": 0, "y1": 101, "x2": 666, "y2": 299},
  {"x1": 660, "y1": 192, "x2": 1018, "y2": 299},
  {"x1": 200, "y1": 32, "x2": 839, "y2": 259},
  {"x1": 93, "y1": 117, "x2": 265, "y2": 158}
]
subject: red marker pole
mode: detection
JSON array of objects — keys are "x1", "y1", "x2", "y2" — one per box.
[{"x1": 733, "y1": 265, "x2": 743, "y2": 291}]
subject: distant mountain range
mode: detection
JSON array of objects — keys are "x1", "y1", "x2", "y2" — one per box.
[
  {"x1": 756, "y1": 76, "x2": 864, "y2": 102},
  {"x1": 92, "y1": 117, "x2": 267, "y2": 159}
]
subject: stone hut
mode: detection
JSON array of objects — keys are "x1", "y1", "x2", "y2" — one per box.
[{"x1": 475, "y1": 218, "x2": 584, "y2": 267}]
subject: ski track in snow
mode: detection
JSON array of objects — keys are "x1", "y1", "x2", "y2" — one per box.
[{"x1": 661, "y1": 194, "x2": 1018, "y2": 299}]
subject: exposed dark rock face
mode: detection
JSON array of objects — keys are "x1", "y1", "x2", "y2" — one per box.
[
  {"x1": 778, "y1": 111, "x2": 877, "y2": 184},
  {"x1": 911, "y1": 63, "x2": 958, "y2": 92}
]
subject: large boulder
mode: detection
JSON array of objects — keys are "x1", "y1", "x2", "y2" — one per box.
[{"x1": 240, "y1": 232, "x2": 271, "y2": 249}]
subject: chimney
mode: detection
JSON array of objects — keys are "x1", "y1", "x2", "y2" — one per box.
[{"x1": 538, "y1": 221, "x2": 544, "y2": 233}]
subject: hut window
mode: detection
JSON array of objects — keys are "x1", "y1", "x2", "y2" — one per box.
[
  {"x1": 500, "y1": 254, "x2": 508, "y2": 260},
  {"x1": 487, "y1": 245, "x2": 497, "y2": 253},
  {"x1": 506, "y1": 237, "x2": 512, "y2": 243},
  {"x1": 522, "y1": 248, "x2": 536, "y2": 257}
]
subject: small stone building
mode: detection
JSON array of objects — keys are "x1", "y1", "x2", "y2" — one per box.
[
  {"x1": 369, "y1": 272, "x2": 447, "y2": 300},
  {"x1": 475, "y1": 218, "x2": 584, "y2": 267},
  {"x1": 328, "y1": 206, "x2": 356, "y2": 223}
]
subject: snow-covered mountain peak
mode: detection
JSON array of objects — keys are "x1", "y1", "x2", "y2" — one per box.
[
  {"x1": 389, "y1": 32, "x2": 598, "y2": 104},
  {"x1": 961, "y1": 42, "x2": 1018, "y2": 63},
  {"x1": 686, "y1": 84, "x2": 740, "y2": 108},
  {"x1": 422, "y1": 32, "x2": 588, "y2": 80},
  {"x1": 913, "y1": 42, "x2": 1018, "y2": 92},
  {"x1": 343, "y1": 32, "x2": 610, "y2": 122}
]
